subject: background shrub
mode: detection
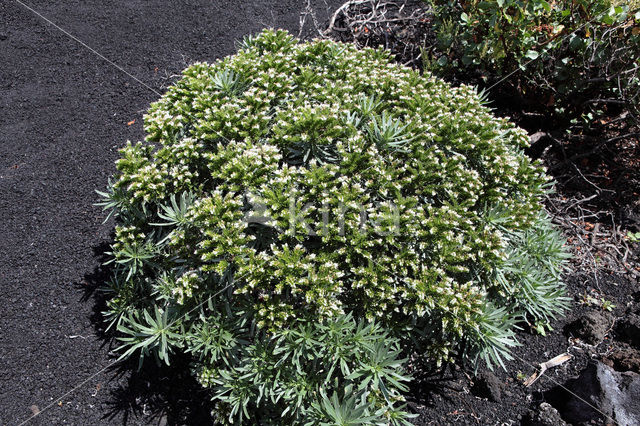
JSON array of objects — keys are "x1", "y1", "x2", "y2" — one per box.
[
  {"x1": 426, "y1": 0, "x2": 640, "y2": 123},
  {"x1": 98, "y1": 29, "x2": 569, "y2": 422}
]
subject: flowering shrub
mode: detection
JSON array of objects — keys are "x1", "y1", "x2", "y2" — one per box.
[{"x1": 98, "y1": 29, "x2": 569, "y2": 422}]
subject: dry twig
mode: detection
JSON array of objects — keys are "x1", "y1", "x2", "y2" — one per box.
[
  {"x1": 324, "y1": 0, "x2": 433, "y2": 68},
  {"x1": 524, "y1": 353, "x2": 573, "y2": 387}
]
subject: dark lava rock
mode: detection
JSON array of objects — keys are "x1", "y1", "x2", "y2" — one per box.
[
  {"x1": 616, "y1": 313, "x2": 640, "y2": 347},
  {"x1": 523, "y1": 402, "x2": 568, "y2": 426},
  {"x1": 471, "y1": 371, "x2": 503, "y2": 402},
  {"x1": 603, "y1": 343, "x2": 640, "y2": 374},
  {"x1": 564, "y1": 310, "x2": 613, "y2": 345},
  {"x1": 546, "y1": 361, "x2": 640, "y2": 425}
]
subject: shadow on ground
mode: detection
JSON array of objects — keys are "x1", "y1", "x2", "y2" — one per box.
[{"x1": 80, "y1": 240, "x2": 216, "y2": 425}]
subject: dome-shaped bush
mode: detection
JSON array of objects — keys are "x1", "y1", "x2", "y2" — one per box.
[{"x1": 99, "y1": 29, "x2": 569, "y2": 423}]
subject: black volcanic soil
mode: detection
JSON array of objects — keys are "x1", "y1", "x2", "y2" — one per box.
[
  {"x1": 2, "y1": 1, "x2": 639, "y2": 425},
  {"x1": 0, "y1": 1, "x2": 342, "y2": 424}
]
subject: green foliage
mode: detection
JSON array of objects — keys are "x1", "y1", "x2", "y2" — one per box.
[
  {"x1": 578, "y1": 290, "x2": 617, "y2": 311},
  {"x1": 99, "y1": 29, "x2": 570, "y2": 422},
  {"x1": 116, "y1": 305, "x2": 183, "y2": 368},
  {"x1": 95, "y1": 178, "x2": 128, "y2": 223},
  {"x1": 310, "y1": 387, "x2": 380, "y2": 426},
  {"x1": 198, "y1": 314, "x2": 415, "y2": 424},
  {"x1": 464, "y1": 303, "x2": 520, "y2": 371},
  {"x1": 426, "y1": 0, "x2": 640, "y2": 120},
  {"x1": 491, "y1": 211, "x2": 571, "y2": 323},
  {"x1": 210, "y1": 69, "x2": 247, "y2": 96},
  {"x1": 366, "y1": 112, "x2": 414, "y2": 153},
  {"x1": 627, "y1": 230, "x2": 640, "y2": 242}
]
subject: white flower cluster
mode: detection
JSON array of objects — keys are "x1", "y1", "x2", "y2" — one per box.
[
  {"x1": 172, "y1": 270, "x2": 200, "y2": 305},
  {"x1": 108, "y1": 29, "x2": 558, "y2": 363}
]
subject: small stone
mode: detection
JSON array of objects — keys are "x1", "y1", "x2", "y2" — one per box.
[
  {"x1": 546, "y1": 361, "x2": 640, "y2": 425},
  {"x1": 616, "y1": 313, "x2": 640, "y2": 348},
  {"x1": 604, "y1": 343, "x2": 640, "y2": 374},
  {"x1": 564, "y1": 310, "x2": 613, "y2": 345},
  {"x1": 471, "y1": 371, "x2": 503, "y2": 402},
  {"x1": 0, "y1": 34, "x2": 7, "y2": 41},
  {"x1": 523, "y1": 402, "x2": 568, "y2": 426}
]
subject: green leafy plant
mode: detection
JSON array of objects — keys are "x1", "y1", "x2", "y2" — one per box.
[
  {"x1": 366, "y1": 112, "x2": 414, "y2": 153},
  {"x1": 627, "y1": 230, "x2": 640, "y2": 242},
  {"x1": 116, "y1": 305, "x2": 183, "y2": 368},
  {"x1": 601, "y1": 299, "x2": 616, "y2": 311},
  {"x1": 426, "y1": 0, "x2": 640, "y2": 122},
  {"x1": 309, "y1": 386, "x2": 381, "y2": 426},
  {"x1": 210, "y1": 69, "x2": 247, "y2": 96},
  {"x1": 99, "y1": 29, "x2": 570, "y2": 423},
  {"x1": 533, "y1": 320, "x2": 552, "y2": 336},
  {"x1": 199, "y1": 314, "x2": 414, "y2": 424},
  {"x1": 578, "y1": 290, "x2": 617, "y2": 311}
]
